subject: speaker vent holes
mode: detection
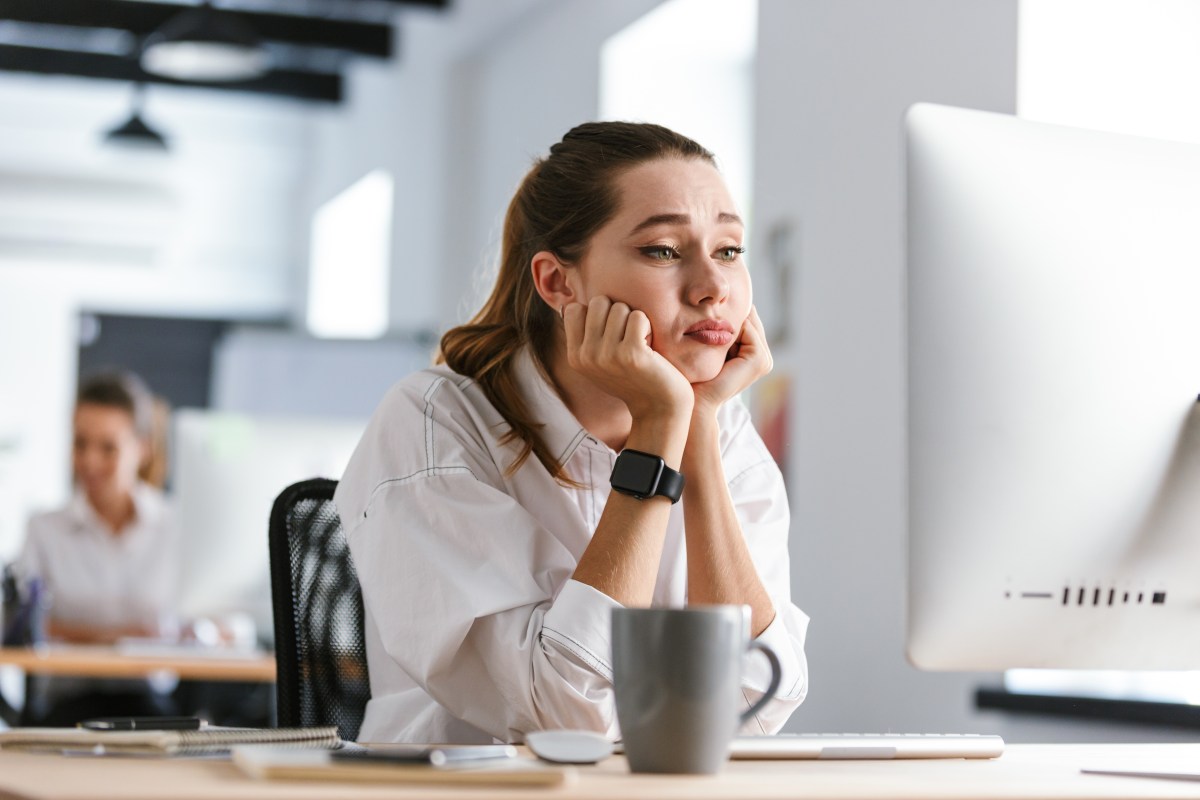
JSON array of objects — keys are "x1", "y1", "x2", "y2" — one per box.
[{"x1": 1045, "y1": 584, "x2": 1168, "y2": 607}]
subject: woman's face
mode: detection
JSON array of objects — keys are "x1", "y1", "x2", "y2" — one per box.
[
  {"x1": 72, "y1": 403, "x2": 143, "y2": 501},
  {"x1": 572, "y1": 158, "x2": 751, "y2": 384}
]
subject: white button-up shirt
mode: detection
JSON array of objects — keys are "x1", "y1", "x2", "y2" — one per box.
[
  {"x1": 16, "y1": 483, "x2": 180, "y2": 636},
  {"x1": 335, "y1": 348, "x2": 808, "y2": 744}
]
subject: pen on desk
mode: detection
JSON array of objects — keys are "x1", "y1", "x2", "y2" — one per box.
[
  {"x1": 331, "y1": 744, "x2": 517, "y2": 767},
  {"x1": 79, "y1": 716, "x2": 206, "y2": 731}
]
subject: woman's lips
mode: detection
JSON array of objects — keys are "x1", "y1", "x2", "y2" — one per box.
[
  {"x1": 685, "y1": 329, "x2": 735, "y2": 346},
  {"x1": 684, "y1": 320, "x2": 736, "y2": 346}
]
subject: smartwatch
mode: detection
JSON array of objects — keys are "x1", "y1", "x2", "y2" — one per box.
[{"x1": 610, "y1": 449, "x2": 685, "y2": 503}]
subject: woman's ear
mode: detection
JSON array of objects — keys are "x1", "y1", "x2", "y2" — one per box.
[{"x1": 531, "y1": 250, "x2": 580, "y2": 313}]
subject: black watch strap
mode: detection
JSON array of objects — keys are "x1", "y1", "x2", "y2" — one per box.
[
  {"x1": 654, "y1": 462, "x2": 685, "y2": 503},
  {"x1": 610, "y1": 449, "x2": 685, "y2": 504}
]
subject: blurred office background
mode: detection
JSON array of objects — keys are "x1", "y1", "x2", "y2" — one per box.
[{"x1": 1, "y1": 0, "x2": 1198, "y2": 740}]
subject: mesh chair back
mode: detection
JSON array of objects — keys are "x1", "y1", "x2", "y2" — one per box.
[{"x1": 269, "y1": 478, "x2": 370, "y2": 741}]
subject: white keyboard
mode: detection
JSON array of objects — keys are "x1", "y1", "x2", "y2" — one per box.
[{"x1": 730, "y1": 733, "x2": 1005, "y2": 760}]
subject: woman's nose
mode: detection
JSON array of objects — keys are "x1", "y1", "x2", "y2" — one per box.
[{"x1": 687, "y1": 258, "x2": 730, "y2": 306}]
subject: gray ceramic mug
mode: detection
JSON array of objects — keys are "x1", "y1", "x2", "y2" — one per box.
[{"x1": 611, "y1": 605, "x2": 783, "y2": 774}]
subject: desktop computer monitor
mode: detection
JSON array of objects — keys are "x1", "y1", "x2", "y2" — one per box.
[
  {"x1": 171, "y1": 409, "x2": 365, "y2": 642},
  {"x1": 905, "y1": 103, "x2": 1200, "y2": 671}
]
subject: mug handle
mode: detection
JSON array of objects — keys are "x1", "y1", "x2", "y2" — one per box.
[{"x1": 739, "y1": 642, "x2": 783, "y2": 726}]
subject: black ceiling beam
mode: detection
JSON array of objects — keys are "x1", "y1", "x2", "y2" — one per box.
[
  {"x1": 0, "y1": 0, "x2": 393, "y2": 59},
  {"x1": 0, "y1": 43, "x2": 341, "y2": 102}
]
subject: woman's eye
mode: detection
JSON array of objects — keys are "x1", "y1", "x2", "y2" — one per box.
[
  {"x1": 639, "y1": 246, "x2": 679, "y2": 262},
  {"x1": 716, "y1": 246, "x2": 746, "y2": 262}
]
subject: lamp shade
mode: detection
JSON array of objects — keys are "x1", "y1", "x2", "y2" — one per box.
[
  {"x1": 104, "y1": 112, "x2": 169, "y2": 150},
  {"x1": 141, "y1": 4, "x2": 269, "y2": 82},
  {"x1": 103, "y1": 86, "x2": 168, "y2": 151}
]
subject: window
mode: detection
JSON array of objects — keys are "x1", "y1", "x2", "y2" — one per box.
[{"x1": 306, "y1": 170, "x2": 393, "y2": 339}]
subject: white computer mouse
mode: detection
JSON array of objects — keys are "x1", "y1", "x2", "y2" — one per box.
[{"x1": 525, "y1": 729, "x2": 614, "y2": 764}]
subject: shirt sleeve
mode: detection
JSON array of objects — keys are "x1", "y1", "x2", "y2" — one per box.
[
  {"x1": 722, "y1": 404, "x2": 810, "y2": 734},
  {"x1": 345, "y1": 472, "x2": 624, "y2": 743}
]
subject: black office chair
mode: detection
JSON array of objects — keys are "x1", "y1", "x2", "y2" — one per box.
[{"x1": 268, "y1": 478, "x2": 371, "y2": 741}]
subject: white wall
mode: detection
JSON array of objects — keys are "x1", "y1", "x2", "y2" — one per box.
[
  {"x1": 1020, "y1": 0, "x2": 1200, "y2": 143},
  {"x1": 753, "y1": 0, "x2": 1018, "y2": 734},
  {"x1": 600, "y1": 0, "x2": 757, "y2": 235},
  {"x1": 440, "y1": 0, "x2": 668, "y2": 324},
  {"x1": 0, "y1": 288, "x2": 76, "y2": 561}
]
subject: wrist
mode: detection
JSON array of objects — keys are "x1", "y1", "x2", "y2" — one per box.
[
  {"x1": 626, "y1": 415, "x2": 690, "y2": 469},
  {"x1": 682, "y1": 412, "x2": 721, "y2": 471},
  {"x1": 690, "y1": 399, "x2": 720, "y2": 425}
]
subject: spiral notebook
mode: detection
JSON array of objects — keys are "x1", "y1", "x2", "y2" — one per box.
[{"x1": 0, "y1": 726, "x2": 341, "y2": 756}]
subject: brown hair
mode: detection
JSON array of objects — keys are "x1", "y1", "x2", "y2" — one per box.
[{"x1": 437, "y1": 121, "x2": 715, "y2": 482}]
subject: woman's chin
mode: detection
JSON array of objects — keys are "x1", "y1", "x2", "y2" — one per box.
[{"x1": 674, "y1": 355, "x2": 726, "y2": 385}]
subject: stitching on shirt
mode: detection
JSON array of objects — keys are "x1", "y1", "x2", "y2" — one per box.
[
  {"x1": 557, "y1": 429, "x2": 589, "y2": 466},
  {"x1": 540, "y1": 626, "x2": 613, "y2": 682},
  {"x1": 586, "y1": 450, "x2": 595, "y2": 524},
  {"x1": 373, "y1": 466, "x2": 478, "y2": 493},
  {"x1": 768, "y1": 647, "x2": 802, "y2": 700},
  {"x1": 423, "y1": 377, "x2": 446, "y2": 469},
  {"x1": 741, "y1": 688, "x2": 768, "y2": 734},
  {"x1": 783, "y1": 666, "x2": 802, "y2": 699},
  {"x1": 542, "y1": 628, "x2": 612, "y2": 681},
  {"x1": 357, "y1": 467, "x2": 478, "y2": 526},
  {"x1": 727, "y1": 458, "x2": 774, "y2": 488}
]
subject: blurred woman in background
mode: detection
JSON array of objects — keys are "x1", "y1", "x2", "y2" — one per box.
[{"x1": 15, "y1": 371, "x2": 180, "y2": 723}]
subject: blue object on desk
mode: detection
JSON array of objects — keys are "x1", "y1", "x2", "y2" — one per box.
[{"x1": 1, "y1": 567, "x2": 44, "y2": 647}]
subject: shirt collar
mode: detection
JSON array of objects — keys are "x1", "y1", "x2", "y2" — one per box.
[
  {"x1": 67, "y1": 482, "x2": 159, "y2": 536},
  {"x1": 511, "y1": 347, "x2": 594, "y2": 465}
]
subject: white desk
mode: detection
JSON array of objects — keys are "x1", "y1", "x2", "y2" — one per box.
[{"x1": 3, "y1": 744, "x2": 1200, "y2": 799}]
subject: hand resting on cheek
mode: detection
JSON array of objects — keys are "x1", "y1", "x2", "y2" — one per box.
[
  {"x1": 561, "y1": 295, "x2": 694, "y2": 421},
  {"x1": 691, "y1": 306, "x2": 772, "y2": 416}
]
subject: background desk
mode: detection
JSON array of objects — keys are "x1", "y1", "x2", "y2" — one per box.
[
  {"x1": 0, "y1": 645, "x2": 276, "y2": 683},
  {"x1": 3, "y1": 744, "x2": 1200, "y2": 800}
]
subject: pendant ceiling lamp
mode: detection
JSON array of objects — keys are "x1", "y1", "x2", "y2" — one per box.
[
  {"x1": 141, "y1": 1, "x2": 269, "y2": 83},
  {"x1": 103, "y1": 84, "x2": 169, "y2": 151}
]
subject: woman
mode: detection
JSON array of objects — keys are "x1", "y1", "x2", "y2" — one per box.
[
  {"x1": 336, "y1": 122, "x2": 808, "y2": 744},
  {"x1": 16, "y1": 372, "x2": 180, "y2": 722}
]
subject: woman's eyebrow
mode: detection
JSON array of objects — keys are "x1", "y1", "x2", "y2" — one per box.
[{"x1": 627, "y1": 211, "x2": 743, "y2": 236}]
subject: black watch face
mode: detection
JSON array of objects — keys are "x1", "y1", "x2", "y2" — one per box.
[{"x1": 612, "y1": 452, "x2": 663, "y2": 497}]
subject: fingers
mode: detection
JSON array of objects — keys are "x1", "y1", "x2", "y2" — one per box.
[
  {"x1": 625, "y1": 309, "x2": 652, "y2": 350},
  {"x1": 602, "y1": 300, "x2": 631, "y2": 348},
  {"x1": 584, "y1": 295, "x2": 613, "y2": 345},
  {"x1": 736, "y1": 306, "x2": 773, "y2": 374},
  {"x1": 566, "y1": 296, "x2": 650, "y2": 371}
]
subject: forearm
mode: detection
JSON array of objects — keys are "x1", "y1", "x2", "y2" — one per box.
[
  {"x1": 681, "y1": 412, "x2": 776, "y2": 636},
  {"x1": 572, "y1": 413, "x2": 689, "y2": 606}
]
